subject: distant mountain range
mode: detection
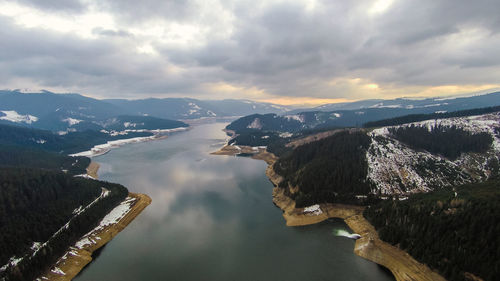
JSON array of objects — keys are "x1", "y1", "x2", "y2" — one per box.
[
  {"x1": 1, "y1": 89, "x2": 499, "y2": 133},
  {"x1": 104, "y1": 98, "x2": 290, "y2": 119},
  {"x1": 227, "y1": 92, "x2": 500, "y2": 132},
  {"x1": 311, "y1": 91, "x2": 500, "y2": 112},
  {"x1": 0, "y1": 90, "x2": 290, "y2": 132}
]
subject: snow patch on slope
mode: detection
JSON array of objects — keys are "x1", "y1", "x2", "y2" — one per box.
[
  {"x1": 369, "y1": 103, "x2": 402, "y2": 109},
  {"x1": 62, "y1": 118, "x2": 82, "y2": 126},
  {"x1": 0, "y1": 110, "x2": 38, "y2": 124},
  {"x1": 284, "y1": 114, "x2": 305, "y2": 123},
  {"x1": 303, "y1": 204, "x2": 323, "y2": 215},
  {"x1": 247, "y1": 118, "x2": 263, "y2": 129},
  {"x1": 366, "y1": 113, "x2": 500, "y2": 195},
  {"x1": 75, "y1": 197, "x2": 136, "y2": 249}
]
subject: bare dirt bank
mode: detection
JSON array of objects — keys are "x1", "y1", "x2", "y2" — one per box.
[
  {"x1": 86, "y1": 162, "x2": 100, "y2": 179},
  {"x1": 272, "y1": 184, "x2": 445, "y2": 280},
  {"x1": 212, "y1": 144, "x2": 446, "y2": 281},
  {"x1": 210, "y1": 145, "x2": 277, "y2": 165},
  {"x1": 268, "y1": 161, "x2": 446, "y2": 281}
]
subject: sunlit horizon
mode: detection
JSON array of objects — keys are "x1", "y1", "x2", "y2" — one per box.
[{"x1": 1, "y1": 0, "x2": 499, "y2": 103}]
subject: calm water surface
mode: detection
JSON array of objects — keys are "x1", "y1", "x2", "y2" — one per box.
[{"x1": 75, "y1": 123, "x2": 394, "y2": 281}]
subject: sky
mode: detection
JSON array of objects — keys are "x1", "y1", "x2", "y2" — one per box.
[{"x1": 0, "y1": 0, "x2": 499, "y2": 106}]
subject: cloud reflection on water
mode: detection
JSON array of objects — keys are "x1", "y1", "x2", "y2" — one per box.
[{"x1": 76, "y1": 123, "x2": 394, "y2": 281}]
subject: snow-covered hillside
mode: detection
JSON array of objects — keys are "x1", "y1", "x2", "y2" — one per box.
[{"x1": 366, "y1": 113, "x2": 500, "y2": 195}]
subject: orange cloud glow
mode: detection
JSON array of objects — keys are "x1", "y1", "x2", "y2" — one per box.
[{"x1": 257, "y1": 97, "x2": 352, "y2": 107}]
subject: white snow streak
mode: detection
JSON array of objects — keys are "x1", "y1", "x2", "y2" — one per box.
[
  {"x1": 62, "y1": 118, "x2": 82, "y2": 126},
  {"x1": 284, "y1": 114, "x2": 305, "y2": 123},
  {"x1": 0, "y1": 110, "x2": 38, "y2": 124},
  {"x1": 75, "y1": 197, "x2": 136, "y2": 249},
  {"x1": 303, "y1": 204, "x2": 323, "y2": 215}
]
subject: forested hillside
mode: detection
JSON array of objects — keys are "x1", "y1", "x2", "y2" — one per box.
[
  {"x1": 0, "y1": 144, "x2": 89, "y2": 175},
  {"x1": 388, "y1": 125, "x2": 492, "y2": 160},
  {"x1": 226, "y1": 105, "x2": 500, "y2": 138},
  {"x1": 260, "y1": 112, "x2": 500, "y2": 280},
  {"x1": 0, "y1": 123, "x2": 151, "y2": 154},
  {"x1": 0, "y1": 168, "x2": 128, "y2": 281},
  {"x1": 364, "y1": 105, "x2": 500, "y2": 128},
  {"x1": 364, "y1": 179, "x2": 500, "y2": 281},
  {"x1": 100, "y1": 115, "x2": 188, "y2": 131},
  {"x1": 367, "y1": 113, "x2": 499, "y2": 194},
  {"x1": 260, "y1": 111, "x2": 500, "y2": 206},
  {"x1": 226, "y1": 113, "x2": 308, "y2": 133},
  {"x1": 273, "y1": 130, "x2": 374, "y2": 207}
]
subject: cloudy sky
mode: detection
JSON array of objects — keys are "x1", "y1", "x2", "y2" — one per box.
[{"x1": 1, "y1": 0, "x2": 499, "y2": 105}]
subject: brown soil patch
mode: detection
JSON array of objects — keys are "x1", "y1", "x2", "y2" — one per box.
[
  {"x1": 86, "y1": 162, "x2": 100, "y2": 179},
  {"x1": 210, "y1": 145, "x2": 277, "y2": 165}
]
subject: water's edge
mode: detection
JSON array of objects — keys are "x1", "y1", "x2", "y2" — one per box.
[{"x1": 214, "y1": 144, "x2": 446, "y2": 281}]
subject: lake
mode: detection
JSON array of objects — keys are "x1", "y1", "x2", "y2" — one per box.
[{"x1": 75, "y1": 123, "x2": 394, "y2": 281}]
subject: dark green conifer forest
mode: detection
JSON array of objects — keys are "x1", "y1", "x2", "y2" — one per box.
[
  {"x1": 388, "y1": 124, "x2": 492, "y2": 160},
  {"x1": 0, "y1": 144, "x2": 90, "y2": 174},
  {"x1": 0, "y1": 168, "x2": 128, "y2": 281},
  {"x1": 0, "y1": 124, "x2": 130, "y2": 280},
  {"x1": 273, "y1": 130, "x2": 374, "y2": 207},
  {"x1": 364, "y1": 106, "x2": 500, "y2": 128},
  {"x1": 364, "y1": 180, "x2": 500, "y2": 281}
]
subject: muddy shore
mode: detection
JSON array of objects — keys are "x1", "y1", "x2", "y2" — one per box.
[{"x1": 85, "y1": 162, "x2": 100, "y2": 179}]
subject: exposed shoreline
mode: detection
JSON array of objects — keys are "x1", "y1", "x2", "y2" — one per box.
[
  {"x1": 70, "y1": 127, "x2": 190, "y2": 158},
  {"x1": 85, "y1": 162, "x2": 100, "y2": 179},
  {"x1": 39, "y1": 164, "x2": 152, "y2": 281},
  {"x1": 212, "y1": 145, "x2": 446, "y2": 281}
]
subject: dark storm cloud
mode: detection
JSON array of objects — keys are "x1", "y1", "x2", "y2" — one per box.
[
  {"x1": 95, "y1": 0, "x2": 196, "y2": 23},
  {"x1": 12, "y1": 0, "x2": 86, "y2": 12},
  {"x1": 155, "y1": 0, "x2": 500, "y2": 98},
  {"x1": 92, "y1": 27, "x2": 132, "y2": 38},
  {"x1": 2, "y1": 0, "x2": 500, "y2": 100},
  {"x1": 0, "y1": 15, "x2": 206, "y2": 97},
  {"x1": 162, "y1": 1, "x2": 360, "y2": 97}
]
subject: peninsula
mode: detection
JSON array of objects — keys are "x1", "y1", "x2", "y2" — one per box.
[{"x1": 38, "y1": 164, "x2": 152, "y2": 281}]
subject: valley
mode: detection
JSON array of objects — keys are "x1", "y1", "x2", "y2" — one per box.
[
  {"x1": 4, "y1": 2, "x2": 500, "y2": 280},
  {"x1": 1, "y1": 91, "x2": 499, "y2": 281}
]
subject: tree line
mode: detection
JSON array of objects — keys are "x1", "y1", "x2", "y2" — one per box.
[
  {"x1": 388, "y1": 124, "x2": 492, "y2": 160},
  {"x1": 0, "y1": 167, "x2": 128, "y2": 281},
  {"x1": 0, "y1": 144, "x2": 90, "y2": 175},
  {"x1": 364, "y1": 179, "x2": 500, "y2": 281},
  {"x1": 273, "y1": 130, "x2": 375, "y2": 207},
  {"x1": 364, "y1": 106, "x2": 500, "y2": 128},
  {"x1": 0, "y1": 123, "x2": 151, "y2": 154}
]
